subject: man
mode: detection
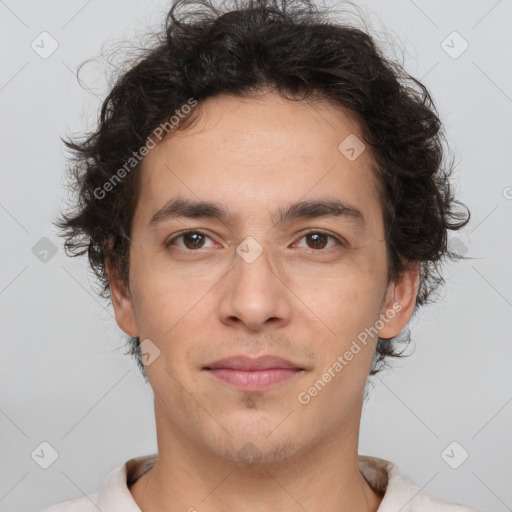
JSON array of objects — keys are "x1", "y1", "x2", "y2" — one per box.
[{"x1": 46, "y1": 0, "x2": 479, "y2": 510}]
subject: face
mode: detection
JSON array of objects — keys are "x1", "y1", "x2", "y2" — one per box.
[{"x1": 108, "y1": 92, "x2": 418, "y2": 466}]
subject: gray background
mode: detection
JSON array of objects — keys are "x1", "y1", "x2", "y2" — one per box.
[{"x1": 1, "y1": 0, "x2": 511, "y2": 510}]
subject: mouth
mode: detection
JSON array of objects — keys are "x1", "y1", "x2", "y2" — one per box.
[{"x1": 203, "y1": 355, "x2": 305, "y2": 391}]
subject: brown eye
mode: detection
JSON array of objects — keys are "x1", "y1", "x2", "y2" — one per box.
[
  {"x1": 182, "y1": 233, "x2": 206, "y2": 249},
  {"x1": 305, "y1": 233, "x2": 328, "y2": 249},
  {"x1": 294, "y1": 231, "x2": 341, "y2": 251},
  {"x1": 165, "y1": 231, "x2": 215, "y2": 250}
]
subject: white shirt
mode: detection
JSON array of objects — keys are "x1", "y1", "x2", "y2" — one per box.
[{"x1": 39, "y1": 453, "x2": 482, "y2": 511}]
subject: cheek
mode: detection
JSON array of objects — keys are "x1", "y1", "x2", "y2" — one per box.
[
  {"x1": 130, "y1": 262, "x2": 215, "y2": 365},
  {"x1": 296, "y1": 263, "x2": 382, "y2": 333},
  {"x1": 128, "y1": 251, "x2": 193, "y2": 340}
]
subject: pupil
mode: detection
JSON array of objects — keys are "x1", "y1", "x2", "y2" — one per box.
[
  {"x1": 308, "y1": 233, "x2": 327, "y2": 249},
  {"x1": 185, "y1": 233, "x2": 204, "y2": 249}
]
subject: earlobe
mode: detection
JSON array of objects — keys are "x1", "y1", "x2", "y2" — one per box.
[
  {"x1": 378, "y1": 263, "x2": 420, "y2": 339},
  {"x1": 105, "y1": 259, "x2": 139, "y2": 337}
]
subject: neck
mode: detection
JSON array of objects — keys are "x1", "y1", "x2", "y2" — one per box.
[{"x1": 129, "y1": 401, "x2": 383, "y2": 512}]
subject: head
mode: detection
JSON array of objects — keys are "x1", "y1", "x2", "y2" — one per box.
[{"x1": 56, "y1": 0, "x2": 469, "y2": 465}]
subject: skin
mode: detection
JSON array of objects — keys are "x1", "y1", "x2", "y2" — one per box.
[{"x1": 106, "y1": 92, "x2": 419, "y2": 512}]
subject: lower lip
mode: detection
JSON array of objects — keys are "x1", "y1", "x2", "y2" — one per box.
[{"x1": 206, "y1": 368, "x2": 302, "y2": 391}]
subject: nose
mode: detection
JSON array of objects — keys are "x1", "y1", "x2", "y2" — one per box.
[{"x1": 217, "y1": 240, "x2": 292, "y2": 332}]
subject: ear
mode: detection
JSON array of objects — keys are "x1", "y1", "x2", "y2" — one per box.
[
  {"x1": 105, "y1": 258, "x2": 138, "y2": 337},
  {"x1": 378, "y1": 262, "x2": 420, "y2": 339}
]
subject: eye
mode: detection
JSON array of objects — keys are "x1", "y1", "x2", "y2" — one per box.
[
  {"x1": 165, "y1": 230, "x2": 217, "y2": 250},
  {"x1": 293, "y1": 231, "x2": 343, "y2": 251}
]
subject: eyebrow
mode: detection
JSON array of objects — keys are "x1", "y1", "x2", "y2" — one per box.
[{"x1": 148, "y1": 197, "x2": 366, "y2": 229}]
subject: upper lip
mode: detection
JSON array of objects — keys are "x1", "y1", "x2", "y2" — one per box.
[{"x1": 204, "y1": 355, "x2": 302, "y2": 371}]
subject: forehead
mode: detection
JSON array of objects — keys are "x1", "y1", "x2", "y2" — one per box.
[{"x1": 134, "y1": 92, "x2": 383, "y2": 235}]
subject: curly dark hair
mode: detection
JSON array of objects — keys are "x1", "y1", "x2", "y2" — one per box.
[{"x1": 55, "y1": 0, "x2": 470, "y2": 381}]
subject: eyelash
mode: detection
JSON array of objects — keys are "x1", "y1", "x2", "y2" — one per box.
[{"x1": 164, "y1": 229, "x2": 345, "y2": 252}]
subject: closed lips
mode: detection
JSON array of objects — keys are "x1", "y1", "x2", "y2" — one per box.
[{"x1": 204, "y1": 355, "x2": 303, "y2": 371}]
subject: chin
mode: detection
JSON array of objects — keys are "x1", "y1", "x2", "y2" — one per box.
[
  {"x1": 201, "y1": 418, "x2": 307, "y2": 467},
  {"x1": 216, "y1": 437, "x2": 304, "y2": 468}
]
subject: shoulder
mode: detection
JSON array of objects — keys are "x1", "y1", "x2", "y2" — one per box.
[
  {"x1": 37, "y1": 454, "x2": 156, "y2": 512},
  {"x1": 404, "y1": 489, "x2": 483, "y2": 511},
  {"x1": 39, "y1": 492, "x2": 100, "y2": 512},
  {"x1": 358, "y1": 454, "x2": 483, "y2": 512}
]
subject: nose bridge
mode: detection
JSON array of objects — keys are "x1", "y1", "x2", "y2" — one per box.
[
  {"x1": 218, "y1": 236, "x2": 290, "y2": 330},
  {"x1": 234, "y1": 236, "x2": 275, "y2": 287}
]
